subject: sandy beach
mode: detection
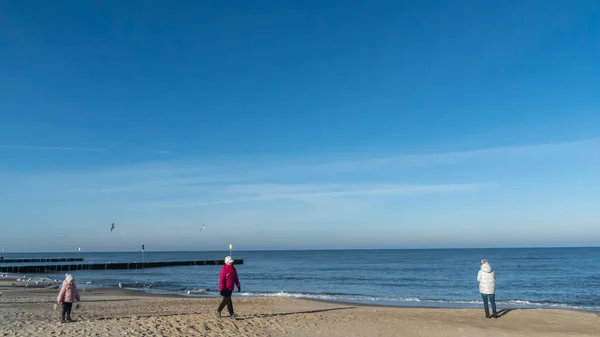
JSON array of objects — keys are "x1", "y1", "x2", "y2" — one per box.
[{"x1": 0, "y1": 281, "x2": 598, "y2": 337}]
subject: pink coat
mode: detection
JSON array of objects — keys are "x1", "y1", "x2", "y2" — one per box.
[
  {"x1": 219, "y1": 264, "x2": 240, "y2": 292},
  {"x1": 57, "y1": 280, "x2": 80, "y2": 303}
]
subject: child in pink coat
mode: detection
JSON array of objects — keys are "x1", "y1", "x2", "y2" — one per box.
[{"x1": 56, "y1": 273, "x2": 81, "y2": 322}]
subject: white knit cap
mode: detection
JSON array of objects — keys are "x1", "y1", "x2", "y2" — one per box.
[
  {"x1": 224, "y1": 256, "x2": 234, "y2": 265},
  {"x1": 65, "y1": 274, "x2": 74, "y2": 283}
]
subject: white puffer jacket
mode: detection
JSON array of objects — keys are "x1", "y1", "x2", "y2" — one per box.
[{"x1": 477, "y1": 263, "x2": 496, "y2": 294}]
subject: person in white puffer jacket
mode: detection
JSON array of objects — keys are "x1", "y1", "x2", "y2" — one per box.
[{"x1": 477, "y1": 259, "x2": 497, "y2": 318}]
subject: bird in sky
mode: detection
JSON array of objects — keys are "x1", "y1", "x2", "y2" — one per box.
[
  {"x1": 110, "y1": 223, "x2": 115, "y2": 232},
  {"x1": 198, "y1": 225, "x2": 205, "y2": 232}
]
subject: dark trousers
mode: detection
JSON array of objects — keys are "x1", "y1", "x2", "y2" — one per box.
[
  {"x1": 218, "y1": 291, "x2": 234, "y2": 315},
  {"x1": 61, "y1": 302, "x2": 73, "y2": 320},
  {"x1": 481, "y1": 293, "x2": 497, "y2": 317}
]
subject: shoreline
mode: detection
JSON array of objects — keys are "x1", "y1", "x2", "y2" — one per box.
[
  {"x1": 2, "y1": 279, "x2": 599, "y2": 314},
  {"x1": 1, "y1": 286, "x2": 598, "y2": 336},
  {"x1": 3, "y1": 285, "x2": 599, "y2": 317},
  {"x1": 305, "y1": 297, "x2": 600, "y2": 314}
]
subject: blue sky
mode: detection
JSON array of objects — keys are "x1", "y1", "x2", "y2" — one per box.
[{"x1": 1, "y1": 0, "x2": 600, "y2": 252}]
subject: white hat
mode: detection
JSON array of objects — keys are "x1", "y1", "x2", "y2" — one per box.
[
  {"x1": 224, "y1": 256, "x2": 234, "y2": 265},
  {"x1": 65, "y1": 274, "x2": 74, "y2": 283}
]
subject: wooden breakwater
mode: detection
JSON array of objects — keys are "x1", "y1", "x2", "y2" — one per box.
[
  {"x1": 0, "y1": 257, "x2": 84, "y2": 263},
  {"x1": 0, "y1": 259, "x2": 244, "y2": 274}
]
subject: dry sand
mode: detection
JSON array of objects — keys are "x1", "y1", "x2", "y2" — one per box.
[{"x1": 0, "y1": 281, "x2": 598, "y2": 337}]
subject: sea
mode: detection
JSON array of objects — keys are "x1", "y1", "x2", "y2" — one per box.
[{"x1": 1, "y1": 248, "x2": 599, "y2": 312}]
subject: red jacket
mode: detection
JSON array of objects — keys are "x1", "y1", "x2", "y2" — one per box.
[{"x1": 219, "y1": 264, "x2": 240, "y2": 292}]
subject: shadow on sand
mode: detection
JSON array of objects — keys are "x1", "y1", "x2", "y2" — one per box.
[
  {"x1": 89, "y1": 306, "x2": 356, "y2": 322},
  {"x1": 237, "y1": 306, "x2": 356, "y2": 321},
  {"x1": 496, "y1": 308, "x2": 515, "y2": 317},
  {"x1": 0, "y1": 299, "x2": 136, "y2": 305},
  {"x1": 79, "y1": 299, "x2": 136, "y2": 303}
]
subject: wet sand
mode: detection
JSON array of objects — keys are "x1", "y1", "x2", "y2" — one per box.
[{"x1": 0, "y1": 281, "x2": 598, "y2": 336}]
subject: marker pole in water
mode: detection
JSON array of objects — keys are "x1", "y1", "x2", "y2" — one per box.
[
  {"x1": 142, "y1": 245, "x2": 145, "y2": 263},
  {"x1": 77, "y1": 247, "x2": 81, "y2": 271}
]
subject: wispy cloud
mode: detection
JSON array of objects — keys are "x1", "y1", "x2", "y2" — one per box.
[
  {"x1": 0, "y1": 145, "x2": 106, "y2": 152},
  {"x1": 2, "y1": 137, "x2": 597, "y2": 213},
  {"x1": 152, "y1": 182, "x2": 494, "y2": 208},
  {"x1": 152, "y1": 150, "x2": 177, "y2": 156},
  {"x1": 0, "y1": 145, "x2": 183, "y2": 155},
  {"x1": 303, "y1": 137, "x2": 600, "y2": 172},
  {"x1": 2, "y1": 137, "x2": 598, "y2": 250},
  {"x1": 94, "y1": 175, "x2": 238, "y2": 193},
  {"x1": 224, "y1": 183, "x2": 492, "y2": 198}
]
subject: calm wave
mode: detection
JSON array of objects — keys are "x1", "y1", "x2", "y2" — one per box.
[{"x1": 2, "y1": 248, "x2": 599, "y2": 311}]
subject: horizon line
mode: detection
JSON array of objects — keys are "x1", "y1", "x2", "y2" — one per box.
[{"x1": 2, "y1": 246, "x2": 598, "y2": 254}]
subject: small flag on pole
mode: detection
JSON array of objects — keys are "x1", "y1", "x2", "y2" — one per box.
[
  {"x1": 78, "y1": 247, "x2": 81, "y2": 252},
  {"x1": 229, "y1": 244, "x2": 232, "y2": 250}
]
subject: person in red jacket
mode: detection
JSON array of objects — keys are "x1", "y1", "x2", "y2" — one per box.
[{"x1": 217, "y1": 256, "x2": 241, "y2": 319}]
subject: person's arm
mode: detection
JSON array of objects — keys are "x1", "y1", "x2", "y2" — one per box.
[
  {"x1": 219, "y1": 268, "x2": 226, "y2": 291},
  {"x1": 74, "y1": 286, "x2": 81, "y2": 302},
  {"x1": 477, "y1": 271, "x2": 482, "y2": 282},
  {"x1": 57, "y1": 286, "x2": 66, "y2": 303},
  {"x1": 235, "y1": 269, "x2": 241, "y2": 292}
]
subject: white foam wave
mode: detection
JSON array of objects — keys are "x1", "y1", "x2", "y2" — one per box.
[
  {"x1": 241, "y1": 292, "x2": 421, "y2": 303},
  {"x1": 185, "y1": 289, "x2": 209, "y2": 294},
  {"x1": 239, "y1": 292, "x2": 600, "y2": 311}
]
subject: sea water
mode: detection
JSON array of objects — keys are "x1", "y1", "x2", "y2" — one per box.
[{"x1": 2, "y1": 248, "x2": 599, "y2": 311}]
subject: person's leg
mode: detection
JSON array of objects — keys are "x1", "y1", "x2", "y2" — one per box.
[
  {"x1": 65, "y1": 302, "x2": 73, "y2": 320},
  {"x1": 481, "y1": 294, "x2": 490, "y2": 317},
  {"x1": 226, "y1": 296, "x2": 234, "y2": 316},
  {"x1": 60, "y1": 303, "x2": 67, "y2": 321},
  {"x1": 218, "y1": 291, "x2": 233, "y2": 314},
  {"x1": 489, "y1": 294, "x2": 498, "y2": 317},
  {"x1": 217, "y1": 296, "x2": 228, "y2": 314}
]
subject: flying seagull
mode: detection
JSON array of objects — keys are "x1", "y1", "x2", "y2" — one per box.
[
  {"x1": 110, "y1": 223, "x2": 115, "y2": 232},
  {"x1": 198, "y1": 225, "x2": 205, "y2": 232}
]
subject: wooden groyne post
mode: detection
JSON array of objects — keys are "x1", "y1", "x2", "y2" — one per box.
[
  {"x1": 0, "y1": 257, "x2": 85, "y2": 263},
  {"x1": 0, "y1": 259, "x2": 244, "y2": 274}
]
